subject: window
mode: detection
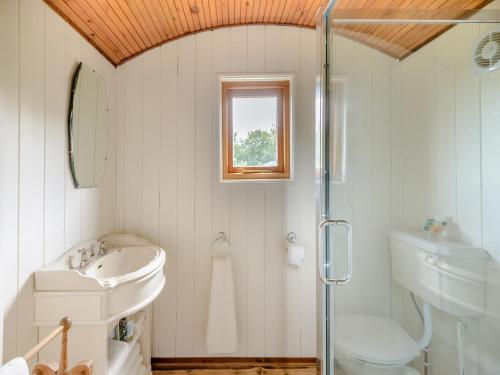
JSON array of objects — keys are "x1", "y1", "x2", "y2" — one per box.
[{"x1": 221, "y1": 79, "x2": 291, "y2": 181}]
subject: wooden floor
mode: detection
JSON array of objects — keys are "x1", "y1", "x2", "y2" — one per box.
[
  {"x1": 154, "y1": 367, "x2": 317, "y2": 375},
  {"x1": 154, "y1": 366, "x2": 347, "y2": 375},
  {"x1": 152, "y1": 357, "x2": 348, "y2": 375}
]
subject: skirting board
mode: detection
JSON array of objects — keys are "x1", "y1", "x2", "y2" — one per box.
[{"x1": 152, "y1": 357, "x2": 320, "y2": 371}]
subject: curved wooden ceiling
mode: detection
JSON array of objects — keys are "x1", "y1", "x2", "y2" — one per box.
[
  {"x1": 44, "y1": 0, "x2": 324, "y2": 65},
  {"x1": 331, "y1": 0, "x2": 494, "y2": 59},
  {"x1": 44, "y1": 0, "x2": 493, "y2": 66}
]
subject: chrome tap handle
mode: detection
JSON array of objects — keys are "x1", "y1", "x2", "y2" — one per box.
[
  {"x1": 77, "y1": 248, "x2": 91, "y2": 268},
  {"x1": 77, "y1": 248, "x2": 88, "y2": 260},
  {"x1": 98, "y1": 240, "x2": 111, "y2": 256}
]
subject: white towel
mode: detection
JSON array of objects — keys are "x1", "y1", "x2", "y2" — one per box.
[
  {"x1": 0, "y1": 358, "x2": 29, "y2": 375},
  {"x1": 206, "y1": 256, "x2": 237, "y2": 354}
]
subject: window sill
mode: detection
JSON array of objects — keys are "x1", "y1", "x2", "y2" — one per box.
[{"x1": 222, "y1": 171, "x2": 291, "y2": 182}]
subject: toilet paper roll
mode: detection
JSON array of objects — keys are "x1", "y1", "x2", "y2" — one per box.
[{"x1": 286, "y1": 244, "x2": 305, "y2": 266}]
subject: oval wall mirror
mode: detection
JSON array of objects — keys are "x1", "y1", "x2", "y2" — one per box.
[{"x1": 68, "y1": 62, "x2": 108, "y2": 188}]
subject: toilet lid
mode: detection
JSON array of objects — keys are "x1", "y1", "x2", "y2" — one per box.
[{"x1": 335, "y1": 315, "x2": 421, "y2": 365}]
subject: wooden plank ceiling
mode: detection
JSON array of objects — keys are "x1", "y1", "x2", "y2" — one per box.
[
  {"x1": 332, "y1": 0, "x2": 494, "y2": 59},
  {"x1": 44, "y1": 0, "x2": 493, "y2": 66}
]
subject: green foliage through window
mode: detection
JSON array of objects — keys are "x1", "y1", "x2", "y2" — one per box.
[{"x1": 233, "y1": 128, "x2": 277, "y2": 167}]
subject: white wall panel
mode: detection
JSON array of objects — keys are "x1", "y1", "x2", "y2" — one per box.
[
  {"x1": 157, "y1": 40, "x2": 179, "y2": 357},
  {"x1": 0, "y1": 0, "x2": 21, "y2": 362},
  {"x1": 297, "y1": 29, "x2": 318, "y2": 357},
  {"x1": 228, "y1": 26, "x2": 249, "y2": 357},
  {"x1": 434, "y1": 31, "x2": 457, "y2": 229},
  {"x1": 44, "y1": 9, "x2": 66, "y2": 265},
  {"x1": 281, "y1": 26, "x2": 301, "y2": 357},
  {"x1": 246, "y1": 186, "x2": 267, "y2": 356},
  {"x1": 264, "y1": 185, "x2": 283, "y2": 356},
  {"x1": 1, "y1": 2, "x2": 117, "y2": 363},
  {"x1": 141, "y1": 49, "x2": 162, "y2": 246},
  {"x1": 123, "y1": 56, "x2": 144, "y2": 235},
  {"x1": 193, "y1": 31, "x2": 214, "y2": 356},
  {"x1": 479, "y1": 22, "x2": 500, "y2": 375},
  {"x1": 176, "y1": 35, "x2": 197, "y2": 356},
  {"x1": 263, "y1": 26, "x2": 284, "y2": 357},
  {"x1": 140, "y1": 48, "x2": 162, "y2": 357},
  {"x1": 370, "y1": 49, "x2": 393, "y2": 317},
  {"x1": 211, "y1": 29, "x2": 231, "y2": 253},
  {"x1": 117, "y1": 25, "x2": 319, "y2": 357},
  {"x1": 455, "y1": 25, "x2": 482, "y2": 247},
  {"x1": 18, "y1": 0, "x2": 46, "y2": 356}
]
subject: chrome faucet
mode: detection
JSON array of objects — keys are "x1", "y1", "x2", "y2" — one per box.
[
  {"x1": 76, "y1": 241, "x2": 101, "y2": 269},
  {"x1": 69, "y1": 239, "x2": 116, "y2": 270},
  {"x1": 97, "y1": 239, "x2": 114, "y2": 256},
  {"x1": 77, "y1": 247, "x2": 94, "y2": 268}
]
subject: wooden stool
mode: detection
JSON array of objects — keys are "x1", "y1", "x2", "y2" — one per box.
[{"x1": 24, "y1": 317, "x2": 94, "y2": 375}]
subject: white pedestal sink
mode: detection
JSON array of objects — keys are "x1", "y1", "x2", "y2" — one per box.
[{"x1": 33, "y1": 234, "x2": 166, "y2": 375}]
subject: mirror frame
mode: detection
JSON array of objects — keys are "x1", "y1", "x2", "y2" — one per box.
[{"x1": 67, "y1": 62, "x2": 109, "y2": 189}]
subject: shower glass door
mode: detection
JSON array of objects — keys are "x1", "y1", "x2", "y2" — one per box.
[{"x1": 317, "y1": 2, "x2": 500, "y2": 374}]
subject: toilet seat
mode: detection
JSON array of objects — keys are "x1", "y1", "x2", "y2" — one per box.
[{"x1": 335, "y1": 315, "x2": 421, "y2": 366}]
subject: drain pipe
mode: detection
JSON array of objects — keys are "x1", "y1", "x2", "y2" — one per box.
[
  {"x1": 416, "y1": 302, "x2": 433, "y2": 349},
  {"x1": 457, "y1": 320, "x2": 467, "y2": 375},
  {"x1": 411, "y1": 292, "x2": 432, "y2": 375},
  {"x1": 422, "y1": 346, "x2": 431, "y2": 375}
]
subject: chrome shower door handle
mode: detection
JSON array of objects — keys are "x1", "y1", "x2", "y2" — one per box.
[{"x1": 318, "y1": 219, "x2": 352, "y2": 285}]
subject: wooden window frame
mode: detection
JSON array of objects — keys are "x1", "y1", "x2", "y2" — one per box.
[{"x1": 221, "y1": 80, "x2": 291, "y2": 181}]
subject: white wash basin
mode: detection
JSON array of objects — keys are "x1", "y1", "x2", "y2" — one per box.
[
  {"x1": 83, "y1": 246, "x2": 162, "y2": 288},
  {"x1": 36, "y1": 241, "x2": 165, "y2": 290},
  {"x1": 34, "y1": 235, "x2": 166, "y2": 324}
]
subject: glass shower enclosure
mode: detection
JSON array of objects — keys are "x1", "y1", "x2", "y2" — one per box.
[{"x1": 316, "y1": 2, "x2": 500, "y2": 374}]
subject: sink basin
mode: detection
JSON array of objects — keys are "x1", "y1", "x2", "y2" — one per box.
[
  {"x1": 34, "y1": 234, "x2": 166, "y2": 324},
  {"x1": 36, "y1": 240, "x2": 165, "y2": 290},
  {"x1": 83, "y1": 246, "x2": 163, "y2": 288}
]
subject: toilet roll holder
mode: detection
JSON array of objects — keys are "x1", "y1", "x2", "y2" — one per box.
[
  {"x1": 285, "y1": 232, "x2": 297, "y2": 244},
  {"x1": 283, "y1": 232, "x2": 305, "y2": 267},
  {"x1": 283, "y1": 232, "x2": 298, "y2": 253}
]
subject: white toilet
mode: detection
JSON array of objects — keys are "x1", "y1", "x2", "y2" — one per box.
[
  {"x1": 335, "y1": 315, "x2": 422, "y2": 375},
  {"x1": 334, "y1": 229, "x2": 489, "y2": 375}
]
